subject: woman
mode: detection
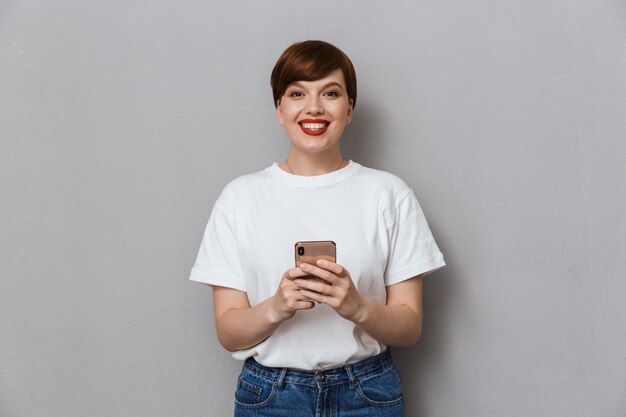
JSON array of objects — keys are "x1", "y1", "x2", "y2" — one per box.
[{"x1": 190, "y1": 40, "x2": 445, "y2": 416}]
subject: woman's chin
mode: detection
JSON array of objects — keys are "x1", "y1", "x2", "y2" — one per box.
[{"x1": 290, "y1": 137, "x2": 340, "y2": 155}]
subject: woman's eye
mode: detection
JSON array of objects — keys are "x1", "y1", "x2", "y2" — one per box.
[
  {"x1": 324, "y1": 91, "x2": 339, "y2": 97},
  {"x1": 288, "y1": 91, "x2": 303, "y2": 97}
]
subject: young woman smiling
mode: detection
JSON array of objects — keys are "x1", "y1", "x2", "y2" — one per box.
[{"x1": 190, "y1": 40, "x2": 445, "y2": 416}]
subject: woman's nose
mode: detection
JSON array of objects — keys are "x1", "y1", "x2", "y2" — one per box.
[{"x1": 305, "y1": 96, "x2": 324, "y2": 115}]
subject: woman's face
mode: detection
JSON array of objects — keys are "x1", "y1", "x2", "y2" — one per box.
[{"x1": 276, "y1": 69, "x2": 353, "y2": 156}]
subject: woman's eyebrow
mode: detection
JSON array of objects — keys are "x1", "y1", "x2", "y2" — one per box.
[{"x1": 321, "y1": 82, "x2": 345, "y2": 91}]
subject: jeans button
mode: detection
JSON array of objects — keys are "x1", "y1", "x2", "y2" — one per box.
[{"x1": 315, "y1": 373, "x2": 325, "y2": 381}]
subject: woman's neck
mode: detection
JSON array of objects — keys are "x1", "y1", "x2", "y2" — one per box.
[{"x1": 281, "y1": 151, "x2": 346, "y2": 176}]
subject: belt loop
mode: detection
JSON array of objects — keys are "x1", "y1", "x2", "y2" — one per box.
[
  {"x1": 345, "y1": 365, "x2": 357, "y2": 390},
  {"x1": 277, "y1": 368, "x2": 287, "y2": 389}
]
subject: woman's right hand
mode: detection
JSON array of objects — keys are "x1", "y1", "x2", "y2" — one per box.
[
  {"x1": 212, "y1": 268, "x2": 315, "y2": 351},
  {"x1": 268, "y1": 267, "x2": 316, "y2": 323}
]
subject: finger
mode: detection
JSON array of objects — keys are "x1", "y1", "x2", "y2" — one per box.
[
  {"x1": 283, "y1": 289, "x2": 316, "y2": 307},
  {"x1": 299, "y1": 263, "x2": 340, "y2": 285},
  {"x1": 293, "y1": 300, "x2": 315, "y2": 310},
  {"x1": 284, "y1": 267, "x2": 308, "y2": 280},
  {"x1": 294, "y1": 278, "x2": 335, "y2": 297},
  {"x1": 315, "y1": 259, "x2": 348, "y2": 277},
  {"x1": 298, "y1": 289, "x2": 331, "y2": 305}
]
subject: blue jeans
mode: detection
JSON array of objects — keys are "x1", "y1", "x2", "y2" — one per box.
[{"x1": 234, "y1": 349, "x2": 405, "y2": 417}]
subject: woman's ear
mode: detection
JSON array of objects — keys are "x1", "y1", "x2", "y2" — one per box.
[{"x1": 346, "y1": 99, "x2": 354, "y2": 125}]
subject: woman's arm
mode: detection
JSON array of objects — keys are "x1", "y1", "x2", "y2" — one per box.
[
  {"x1": 352, "y1": 276, "x2": 423, "y2": 346},
  {"x1": 295, "y1": 260, "x2": 424, "y2": 347},
  {"x1": 213, "y1": 268, "x2": 314, "y2": 351}
]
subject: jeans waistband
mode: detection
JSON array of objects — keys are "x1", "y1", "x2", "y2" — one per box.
[{"x1": 242, "y1": 349, "x2": 394, "y2": 387}]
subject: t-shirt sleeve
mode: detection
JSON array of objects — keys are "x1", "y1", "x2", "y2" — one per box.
[
  {"x1": 384, "y1": 190, "x2": 446, "y2": 286},
  {"x1": 189, "y1": 201, "x2": 246, "y2": 291}
]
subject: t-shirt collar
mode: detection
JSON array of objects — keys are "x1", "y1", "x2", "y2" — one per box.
[{"x1": 266, "y1": 160, "x2": 359, "y2": 187}]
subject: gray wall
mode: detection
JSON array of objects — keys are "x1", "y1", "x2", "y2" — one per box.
[{"x1": 2, "y1": 1, "x2": 625, "y2": 416}]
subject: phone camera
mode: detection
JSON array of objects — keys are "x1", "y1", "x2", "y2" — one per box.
[{"x1": 297, "y1": 246, "x2": 305, "y2": 256}]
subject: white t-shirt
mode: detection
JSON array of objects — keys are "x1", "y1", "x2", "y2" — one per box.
[{"x1": 190, "y1": 161, "x2": 445, "y2": 370}]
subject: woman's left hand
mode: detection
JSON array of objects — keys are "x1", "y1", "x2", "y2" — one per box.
[{"x1": 294, "y1": 259, "x2": 365, "y2": 322}]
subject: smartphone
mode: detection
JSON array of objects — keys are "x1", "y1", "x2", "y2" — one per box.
[{"x1": 294, "y1": 241, "x2": 336, "y2": 279}]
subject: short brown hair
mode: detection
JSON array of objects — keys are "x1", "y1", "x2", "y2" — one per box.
[{"x1": 270, "y1": 40, "x2": 357, "y2": 108}]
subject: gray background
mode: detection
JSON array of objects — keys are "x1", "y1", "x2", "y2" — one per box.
[{"x1": 2, "y1": 0, "x2": 625, "y2": 416}]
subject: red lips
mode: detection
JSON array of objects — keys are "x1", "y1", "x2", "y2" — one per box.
[{"x1": 298, "y1": 119, "x2": 330, "y2": 136}]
